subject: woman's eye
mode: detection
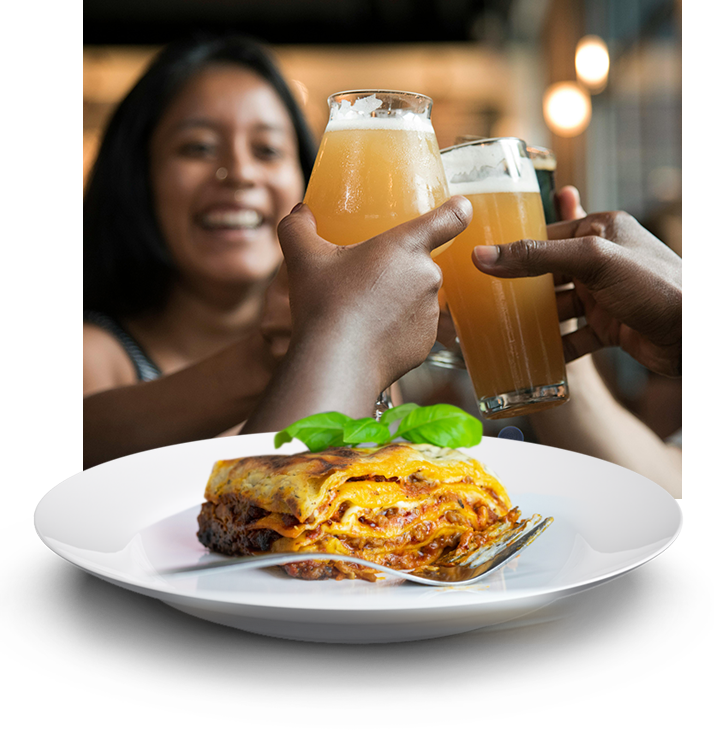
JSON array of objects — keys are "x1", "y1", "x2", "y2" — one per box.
[
  {"x1": 179, "y1": 141, "x2": 218, "y2": 158},
  {"x1": 255, "y1": 144, "x2": 284, "y2": 161}
]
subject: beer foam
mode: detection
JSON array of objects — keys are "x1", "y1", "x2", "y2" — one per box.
[
  {"x1": 325, "y1": 93, "x2": 434, "y2": 133},
  {"x1": 441, "y1": 141, "x2": 540, "y2": 195}
]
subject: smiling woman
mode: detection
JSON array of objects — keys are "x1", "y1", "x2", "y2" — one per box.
[
  {"x1": 149, "y1": 65, "x2": 304, "y2": 290},
  {"x1": 83, "y1": 35, "x2": 316, "y2": 468}
]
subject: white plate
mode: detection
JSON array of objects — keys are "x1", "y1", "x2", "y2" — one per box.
[{"x1": 35, "y1": 432, "x2": 681, "y2": 643}]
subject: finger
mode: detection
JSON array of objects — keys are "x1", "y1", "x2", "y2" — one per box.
[
  {"x1": 556, "y1": 185, "x2": 587, "y2": 221},
  {"x1": 471, "y1": 235, "x2": 613, "y2": 287},
  {"x1": 546, "y1": 218, "x2": 583, "y2": 240},
  {"x1": 561, "y1": 324, "x2": 604, "y2": 363},
  {"x1": 276, "y1": 202, "x2": 335, "y2": 261},
  {"x1": 371, "y1": 195, "x2": 473, "y2": 255},
  {"x1": 553, "y1": 273, "x2": 573, "y2": 287},
  {"x1": 555, "y1": 287, "x2": 586, "y2": 322}
]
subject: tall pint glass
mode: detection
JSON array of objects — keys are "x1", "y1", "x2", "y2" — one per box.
[
  {"x1": 303, "y1": 90, "x2": 449, "y2": 416},
  {"x1": 435, "y1": 138, "x2": 568, "y2": 418},
  {"x1": 457, "y1": 138, "x2": 561, "y2": 225}
]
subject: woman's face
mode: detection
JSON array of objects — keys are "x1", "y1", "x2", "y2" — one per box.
[{"x1": 150, "y1": 64, "x2": 304, "y2": 290}]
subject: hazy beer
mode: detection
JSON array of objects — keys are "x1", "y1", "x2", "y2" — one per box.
[
  {"x1": 435, "y1": 138, "x2": 568, "y2": 418},
  {"x1": 302, "y1": 90, "x2": 449, "y2": 418},
  {"x1": 303, "y1": 91, "x2": 449, "y2": 245}
]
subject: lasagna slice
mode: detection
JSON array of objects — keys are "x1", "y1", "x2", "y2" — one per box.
[{"x1": 197, "y1": 442, "x2": 520, "y2": 581}]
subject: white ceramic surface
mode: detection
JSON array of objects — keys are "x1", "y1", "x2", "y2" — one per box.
[{"x1": 35, "y1": 432, "x2": 682, "y2": 643}]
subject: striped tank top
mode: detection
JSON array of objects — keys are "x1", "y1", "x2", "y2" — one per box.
[{"x1": 84, "y1": 310, "x2": 162, "y2": 382}]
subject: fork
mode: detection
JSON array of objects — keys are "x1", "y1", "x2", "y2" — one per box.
[{"x1": 160, "y1": 514, "x2": 553, "y2": 587}]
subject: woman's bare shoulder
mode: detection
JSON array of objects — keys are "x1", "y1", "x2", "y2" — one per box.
[{"x1": 83, "y1": 322, "x2": 137, "y2": 395}]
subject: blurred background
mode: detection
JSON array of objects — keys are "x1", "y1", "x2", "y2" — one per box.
[{"x1": 83, "y1": 0, "x2": 682, "y2": 439}]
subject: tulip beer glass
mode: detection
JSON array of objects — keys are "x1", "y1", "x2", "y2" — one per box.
[
  {"x1": 303, "y1": 90, "x2": 450, "y2": 415},
  {"x1": 435, "y1": 138, "x2": 568, "y2": 418}
]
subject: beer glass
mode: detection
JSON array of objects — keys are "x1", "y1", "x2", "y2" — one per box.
[
  {"x1": 458, "y1": 140, "x2": 561, "y2": 225},
  {"x1": 303, "y1": 90, "x2": 450, "y2": 417},
  {"x1": 427, "y1": 140, "x2": 561, "y2": 372},
  {"x1": 434, "y1": 137, "x2": 568, "y2": 418}
]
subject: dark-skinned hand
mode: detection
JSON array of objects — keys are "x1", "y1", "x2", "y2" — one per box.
[
  {"x1": 275, "y1": 197, "x2": 473, "y2": 391},
  {"x1": 471, "y1": 192, "x2": 682, "y2": 377}
]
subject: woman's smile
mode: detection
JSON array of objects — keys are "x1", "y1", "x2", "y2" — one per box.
[{"x1": 198, "y1": 207, "x2": 264, "y2": 232}]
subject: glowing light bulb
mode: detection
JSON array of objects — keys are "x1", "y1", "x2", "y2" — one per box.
[
  {"x1": 575, "y1": 35, "x2": 610, "y2": 92},
  {"x1": 542, "y1": 82, "x2": 592, "y2": 137}
]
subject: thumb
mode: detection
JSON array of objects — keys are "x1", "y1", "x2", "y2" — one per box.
[
  {"x1": 367, "y1": 195, "x2": 473, "y2": 255},
  {"x1": 276, "y1": 202, "x2": 334, "y2": 263}
]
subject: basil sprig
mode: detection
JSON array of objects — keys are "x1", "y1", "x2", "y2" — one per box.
[{"x1": 274, "y1": 403, "x2": 482, "y2": 452}]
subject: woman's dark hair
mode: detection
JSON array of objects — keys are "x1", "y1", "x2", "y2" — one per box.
[{"x1": 84, "y1": 34, "x2": 317, "y2": 318}]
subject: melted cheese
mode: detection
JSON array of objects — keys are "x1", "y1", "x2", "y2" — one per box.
[
  {"x1": 204, "y1": 442, "x2": 510, "y2": 522},
  {"x1": 201, "y1": 442, "x2": 518, "y2": 574}
]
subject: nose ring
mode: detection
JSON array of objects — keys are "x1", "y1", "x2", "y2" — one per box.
[{"x1": 215, "y1": 167, "x2": 228, "y2": 180}]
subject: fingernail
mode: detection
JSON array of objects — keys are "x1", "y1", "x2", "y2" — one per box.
[
  {"x1": 290, "y1": 202, "x2": 304, "y2": 214},
  {"x1": 452, "y1": 194, "x2": 473, "y2": 214},
  {"x1": 473, "y1": 246, "x2": 500, "y2": 266}
]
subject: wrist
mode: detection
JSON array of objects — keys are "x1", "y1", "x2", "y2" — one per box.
[
  {"x1": 288, "y1": 327, "x2": 385, "y2": 395},
  {"x1": 251, "y1": 328, "x2": 384, "y2": 424}
]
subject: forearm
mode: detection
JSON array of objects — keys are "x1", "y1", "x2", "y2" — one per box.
[
  {"x1": 529, "y1": 355, "x2": 681, "y2": 497},
  {"x1": 83, "y1": 338, "x2": 274, "y2": 468},
  {"x1": 242, "y1": 331, "x2": 383, "y2": 434}
]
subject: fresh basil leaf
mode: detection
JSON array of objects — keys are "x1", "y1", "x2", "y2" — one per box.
[
  {"x1": 274, "y1": 404, "x2": 483, "y2": 453},
  {"x1": 274, "y1": 411, "x2": 352, "y2": 451},
  {"x1": 395, "y1": 404, "x2": 482, "y2": 449},
  {"x1": 342, "y1": 418, "x2": 391, "y2": 445},
  {"x1": 379, "y1": 402, "x2": 419, "y2": 428},
  {"x1": 296, "y1": 429, "x2": 349, "y2": 452}
]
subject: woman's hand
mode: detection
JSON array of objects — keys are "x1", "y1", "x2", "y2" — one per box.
[{"x1": 472, "y1": 207, "x2": 682, "y2": 377}]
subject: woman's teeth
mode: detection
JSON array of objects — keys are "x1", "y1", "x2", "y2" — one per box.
[{"x1": 201, "y1": 210, "x2": 263, "y2": 230}]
